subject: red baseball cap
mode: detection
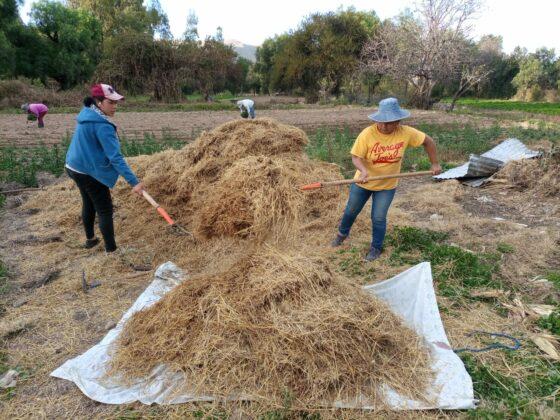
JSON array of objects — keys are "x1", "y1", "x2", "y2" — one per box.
[{"x1": 91, "y1": 84, "x2": 124, "y2": 101}]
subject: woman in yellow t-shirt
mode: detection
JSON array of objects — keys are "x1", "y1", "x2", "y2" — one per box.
[{"x1": 332, "y1": 97, "x2": 442, "y2": 261}]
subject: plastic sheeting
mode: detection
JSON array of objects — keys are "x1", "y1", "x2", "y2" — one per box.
[
  {"x1": 434, "y1": 138, "x2": 540, "y2": 185},
  {"x1": 51, "y1": 262, "x2": 475, "y2": 410}
]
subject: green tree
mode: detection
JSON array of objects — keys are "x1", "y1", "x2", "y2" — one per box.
[
  {"x1": 0, "y1": 0, "x2": 22, "y2": 76},
  {"x1": 512, "y1": 58, "x2": 545, "y2": 92},
  {"x1": 227, "y1": 57, "x2": 252, "y2": 94},
  {"x1": 474, "y1": 36, "x2": 518, "y2": 98},
  {"x1": 67, "y1": 0, "x2": 170, "y2": 38},
  {"x1": 254, "y1": 34, "x2": 289, "y2": 94},
  {"x1": 30, "y1": 0, "x2": 102, "y2": 88},
  {"x1": 214, "y1": 26, "x2": 224, "y2": 43},
  {"x1": 270, "y1": 8, "x2": 379, "y2": 102},
  {"x1": 193, "y1": 38, "x2": 238, "y2": 100},
  {"x1": 533, "y1": 47, "x2": 558, "y2": 89},
  {"x1": 183, "y1": 9, "x2": 198, "y2": 41}
]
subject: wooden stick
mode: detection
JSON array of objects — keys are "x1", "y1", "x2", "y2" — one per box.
[{"x1": 300, "y1": 171, "x2": 433, "y2": 190}]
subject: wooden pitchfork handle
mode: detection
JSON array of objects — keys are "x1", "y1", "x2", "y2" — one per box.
[
  {"x1": 300, "y1": 171, "x2": 434, "y2": 191},
  {"x1": 142, "y1": 191, "x2": 175, "y2": 225}
]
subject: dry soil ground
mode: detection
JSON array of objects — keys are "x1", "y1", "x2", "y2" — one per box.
[{"x1": 0, "y1": 106, "x2": 493, "y2": 148}]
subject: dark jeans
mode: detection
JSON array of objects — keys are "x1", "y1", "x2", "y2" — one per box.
[
  {"x1": 338, "y1": 184, "x2": 396, "y2": 250},
  {"x1": 37, "y1": 111, "x2": 47, "y2": 128},
  {"x1": 66, "y1": 168, "x2": 116, "y2": 252}
]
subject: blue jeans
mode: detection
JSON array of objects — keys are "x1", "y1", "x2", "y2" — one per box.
[
  {"x1": 241, "y1": 105, "x2": 256, "y2": 119},
  {"x1": 338, "y1": 184, "x2": 396, "y2": 250}
]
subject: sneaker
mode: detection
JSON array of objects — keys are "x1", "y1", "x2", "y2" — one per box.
[
  {"x1": 365, "y1": 246, "x2": 382, "y2": 261},
  {"x1": 331, "y1": 233, "x2": 347, "y2": 247},
  {"x1": 84, "y1": 238, "x2": 100, "y2": 249}
]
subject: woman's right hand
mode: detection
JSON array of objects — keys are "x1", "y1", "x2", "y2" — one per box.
[
  {"x1": 357, "y1": 171, "x2": 369, "y2": 183},
  {"x1": 132, "y1": 182, "x2": 145, "y2": 196}
]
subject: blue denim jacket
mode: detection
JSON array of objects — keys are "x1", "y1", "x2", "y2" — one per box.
[{"x1": 65, "y1": 106, "x2": 138, "y2": 188}]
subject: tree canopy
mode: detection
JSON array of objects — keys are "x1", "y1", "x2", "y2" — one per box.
[
  {"x1": 30, "y1": 0, "x2": 102, "y2": 88},
  {"x1": 258, "y1": 8, "x2": 380, "y2": 102}
]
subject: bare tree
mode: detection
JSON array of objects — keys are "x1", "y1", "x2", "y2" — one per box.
[
  {"x1": 447, "y1": 64, "x2": 492, "y2": 111},
  {"x1": 362, "y1": 0, "x2": 481, "y2": 109}
]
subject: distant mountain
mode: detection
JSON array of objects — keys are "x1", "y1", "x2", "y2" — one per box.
[{"x1": 225, "y1": 39, "x2": 257, "y2": 62}]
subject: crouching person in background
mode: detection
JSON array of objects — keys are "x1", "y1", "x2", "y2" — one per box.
[
  {"x1": 237, "y1": 98, "x2": 255, "y2": 119},
  {"x1": 22, "y1": 103, "x2": 49, "y2": 128}
]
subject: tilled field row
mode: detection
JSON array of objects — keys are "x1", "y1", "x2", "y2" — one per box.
[{"x1": 0, "y1": 107, "x2": 489, "y2": 148}]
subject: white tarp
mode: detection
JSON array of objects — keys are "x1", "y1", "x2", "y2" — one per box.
[{"x1": 51, "y1": 261, "x2": 475, "y2": 410}]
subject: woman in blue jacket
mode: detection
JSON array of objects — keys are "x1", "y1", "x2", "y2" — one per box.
[{"x1": 65, "y1": 84, "x2": 145, "y2": 253}]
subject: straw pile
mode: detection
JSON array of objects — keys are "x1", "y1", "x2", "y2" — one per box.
[
  {"x1": 494, "y1": 149, "x2": 560, "y2": 197},
  {"x1": 53, "y1": 118, "x2": 433, "y2": 408},
  {"x1": 111, "y1": 248, "x2": 432, "y2": 408},
  {"x1": 120, "y1": 119, "x2": 341, "y2": 242}
]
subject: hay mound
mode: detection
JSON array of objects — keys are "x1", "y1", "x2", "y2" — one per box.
[
  {"x1": 122, "y1": 118, "x2": 341, "y2": 242},
  {"x1": 111, "y1": 247, "x2": 432, "y2": 407},
  {"x1": 495, "y1": 150, "x2": 560, "y2": 197}
]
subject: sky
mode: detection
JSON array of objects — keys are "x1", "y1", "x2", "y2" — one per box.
[{"x1": 19, "y1": 0, "x2": 560, "y2": 53}]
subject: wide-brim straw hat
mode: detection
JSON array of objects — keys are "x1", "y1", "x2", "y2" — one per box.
[{"x1": 368, "y1": 97, "x2": 410, "y2": 122}]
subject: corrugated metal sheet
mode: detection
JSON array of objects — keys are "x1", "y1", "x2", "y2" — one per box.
[
  {"x1": 464, "y1": 155, "x2": 504, "y2": 177},
  {"x1": 434, "y1": 138, "x2": 540, "y2": 184}
]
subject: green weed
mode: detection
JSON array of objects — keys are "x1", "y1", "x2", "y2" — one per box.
[
  {"x1": 462, "y1": 353, "x2": 560, "y2": 417},
  {"x1": 386, "y1": 226, "x2": 501, "y2": 297},
  {"x1": 306, "y1": 127, "x2": 355, "y2": 174},
  {"x1": 497, "y1": 243, "x2": 515, "y2": 254},
  {"x1": 546, "y1": 272, "x2": 560, "y2": 289},
  {"x1": 0, "y1": 260, "x2": 8, "y2": 295},
  {"x1": 0, "y1": 133, "x2": 185, "y2": 187},
  {"x1": 537, "y1": 311, "x2": 560, "y2": 335}
]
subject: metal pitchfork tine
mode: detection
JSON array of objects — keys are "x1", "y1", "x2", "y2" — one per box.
[{"x1": 141, "y1": 191, "x2": 193, "y2": 237}]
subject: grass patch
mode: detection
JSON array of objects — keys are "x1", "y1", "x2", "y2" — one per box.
[
  {"x1": 0, "y1": 133, "x2": 185, "y2": 187},
  {"x1": 444, "y1": 98, "x2": 560, "y2": 116},
  {"x1": 334, "y1": 226, "x2": 501, "y2": 297},
  {"x1": 462, "y1": 353, "x2": 560, "y2": 417},
  {"x1": 546, "y1": 272, "x2": 560, "y2": 290},
  {"x1": 497, "y1": 243, "x2": 515, "y2": 254},
  {"x1": 0, "y1": 259, "x2": 9, "y2": 295},
  {"x1": 537, "y1": 311, "x2": 560, "y2": 335},
  {"x1": 386, "y1": 226, "x2": 501, "y2": 298}
]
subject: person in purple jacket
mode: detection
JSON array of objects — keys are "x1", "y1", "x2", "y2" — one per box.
[
  {"x1": 65, "y1": 84, "x2": 146, "y2": 253},
  {"x1": 21, "y1": 103, "x2": 49, "y2": 127}
]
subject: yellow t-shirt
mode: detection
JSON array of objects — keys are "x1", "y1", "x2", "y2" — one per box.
[{"x1": 351, "y1": 124, "x2": 426, "y2": 190}]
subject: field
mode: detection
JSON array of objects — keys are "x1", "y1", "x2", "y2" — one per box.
[
  {"x1": 1, "y1": 106, "x2": 560, "y2": 418},
  {"x1": 0, "y1": 105, "x2": 495, "y2": 148},
  {"x1": 447, "y1": 98, "x2": 560, "y2": 116}
]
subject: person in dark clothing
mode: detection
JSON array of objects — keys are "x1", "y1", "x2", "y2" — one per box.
[{"x1": 65, "y1": 84, "x2": 145, "y2": 252}]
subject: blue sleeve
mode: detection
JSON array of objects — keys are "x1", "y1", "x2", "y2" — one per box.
[{"x1": 96, "y1": 124, "x2": 139, "y2": 186}]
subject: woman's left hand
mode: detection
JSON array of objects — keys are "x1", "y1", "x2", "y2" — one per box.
[
  {"x1": 132, "y1": 182, "x2": 145, "y2": 196},
  {"x1": 431, "y1": 163, "x2": 442, "y2": 175}
]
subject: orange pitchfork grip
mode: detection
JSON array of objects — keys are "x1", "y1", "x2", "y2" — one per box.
[
  {"x1": 143, "y1": 191, "x2": 175, "y2": 225},
  {"x1": 157, "y1": 206, "x2": 175, "y2": 225},
  {"x1": 300, "y1": 182, "x2": 322, "y2": 191}
]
